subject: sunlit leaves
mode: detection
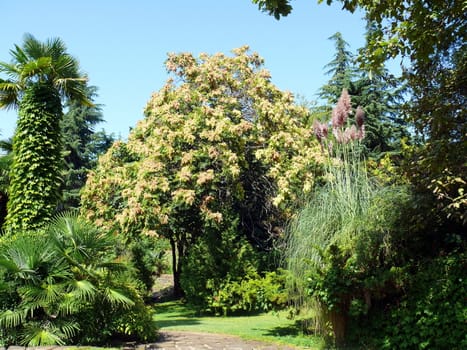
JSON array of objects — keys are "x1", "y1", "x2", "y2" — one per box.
[{"x1": 83, "y1": 48, "x2": 323, "y2": 237}]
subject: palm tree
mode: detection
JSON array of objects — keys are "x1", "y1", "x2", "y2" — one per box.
[
  {"x1": 0, "y1": 34, "x2": 90, "y2": 231},
  {"x1": 0, "y1": 214, "x2": 152, "y2": 346}
]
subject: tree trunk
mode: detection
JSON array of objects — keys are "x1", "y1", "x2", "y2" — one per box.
[
  {"x1": 329, "y1": 308, "x2": 348, "y2": 347},
  {"x1": 170, "y1": 237, "x2": 184, "y2": 298},
  {"x1": 5, "y1": 83, "x2": 62, "y2": 231}
]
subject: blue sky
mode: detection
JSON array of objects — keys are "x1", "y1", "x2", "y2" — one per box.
[{"x1": 0, "y1": 0, "x2": 369, "y2": 139}]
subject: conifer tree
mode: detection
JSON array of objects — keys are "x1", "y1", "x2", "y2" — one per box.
[{"x1": 60, "y1": 86, "x2": 114, "y2": 210}]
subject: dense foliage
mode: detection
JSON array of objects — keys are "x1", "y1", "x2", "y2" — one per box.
[
  {"x1": 4, "y1": 84, "x2": 63, "y2": 230},
  {"x1": 60, "y1": 86, "x2": 114, "y2": 210},
  {"x1": 0, "y1": 34, "x2": 90, "y2": 231},
  {"x1": 318, "y1": 32, "x2": 405, "y2": 156},
  {"x1": 81, "y1": 46, "x2": 323, "y2": 299},
  {"x1": 375, "y1": 252, "x2": 466, "y2": 349},
  {"x1": 0, "y1": 214, "x2": 157, "y2": 346},
  {"x1": 0, "y1": 138, "x2": 11, "y2": 228},
  {"x1": 253, "y1": 0, "x2": 466, "y2": 224}
]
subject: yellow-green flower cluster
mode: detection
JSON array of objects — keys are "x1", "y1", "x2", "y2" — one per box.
[{"x1": 81, "y1": 47, "x2": 323, "y2": 238}]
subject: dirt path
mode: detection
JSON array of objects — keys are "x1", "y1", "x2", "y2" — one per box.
[{"x1": 149, "y1": 330, "x2": 298, "y2": 350}]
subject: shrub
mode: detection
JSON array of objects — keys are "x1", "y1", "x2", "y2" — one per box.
[
  {"x1": 0, "y1": 215, "x2": 157, "y2": 346},
  {"x1": 377, "y1": 252, "x2": 467, "y2": 350},
  {"x1": 126, "y1": 235, "x2": 169, "y2": 293},
  {"x1": 180, "y1": 218, "x2": 259, "y2": 310},
  {"x1": 208, "y1": 270, "x2": 288, "y2": 315},
  {"x1": 285, "y1": 90, "x2": 414, "y2": 346}
]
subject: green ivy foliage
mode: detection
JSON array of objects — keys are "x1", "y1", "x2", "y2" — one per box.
[
  {"x1": 352, "y1": 252, "x2": 467, "y2": 349},
  {"x1": 5, "y1": 84, "x2": 63, "y2": 231}
]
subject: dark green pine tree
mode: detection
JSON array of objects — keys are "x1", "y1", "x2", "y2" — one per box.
[
  {"x1": 351, "y1": 20, "x2": 407, "y2": 155},
  {"x1": 60, "y1": 86, "x2": 114, "y2": 210},
  {"x1": 349, "y1": 69, "x2": 406, "y2": 155},
  {"x1": 318, "y1": 31, "x2": 406, "y2": 156},
  {"x1": 319, "y1": 32, "x2": 356, "y2": 105}
]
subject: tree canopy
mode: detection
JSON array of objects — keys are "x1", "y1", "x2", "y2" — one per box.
[
  {"x1": 81, "y1": 46, "x2": 323, "y2": 295},
  {"x1": 253, "y1": 0, "x2": 466, "y2": 224}
]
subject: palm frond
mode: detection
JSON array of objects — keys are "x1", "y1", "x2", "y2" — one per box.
[
  {"x1": 104, "y1": 287, "x2": 135, "y2": 308},
  {"x1": 22, "y1": 33, "x2": 46, "y2": 61},
  {"x1": 0, "y1": 80, "x2": 21, "y2": 110},
  {"x1": 0, "y1": 61, "x2": 21, "y2": 79},
  {"x1": 0, "y1": 233, "x2": 55, "y2": 281},
  {"x1": 56, "y1": 78, "x2": 92, "y2": 106},
  {"x1": 59, "y1": 280, "x2": 97, "y2": 315},
  {"x1": 20, "y1": 324, "x2": 65, "y2": 346},
  {"x1": 20, "y1": 57, "x2": 52, "y2": 82},
  {"x1": 59, "y1": 321, "x2": 80, "y2": 339},
  {"x1": 0, "y1": 137, "x2": 13, "y2": 153},
  {"x1": 9, "y1": 44, "x2": 29, "y2": 65},
  {"x1": 49, "y1": 213, "x2": 114, "y2": 266},
  {"x1": 45, "y1": 36, "x2": 68, "y2": 62},
  {"x1": 67, "y1": 279, "x2": 97, "y2": 301},
  {"x1": 0, "y1": 256, "x2": 23, "y2": 273},
  {"x1": 18, "y1": 281, "x2": 65, "y2": 308},
  {"x1": 0, "y1": 308, "x2": 27, "y2": 328},
  {"x1": 20, "y1": 319, "x2": 79, "y2": 346}
]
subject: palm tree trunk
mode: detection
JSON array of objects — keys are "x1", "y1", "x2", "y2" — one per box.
[{"x1": 5, "y1": 83, "x2": 63, "y2": 231}]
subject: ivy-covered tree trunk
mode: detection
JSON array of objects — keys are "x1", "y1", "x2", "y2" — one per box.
[{"x1": 5, "y1": 83, "x2": 63, "y2": 231}]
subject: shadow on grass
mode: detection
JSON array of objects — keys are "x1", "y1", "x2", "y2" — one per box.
[
  {"x1": 154, "y1": 300, "x2": 196, "y2": 316},
  {"x1": 262, "y1": 319, "x2": 308, "y2": 337},
  {"x1": 156, "y1": 317, "x2": 201, "y2": 328}
]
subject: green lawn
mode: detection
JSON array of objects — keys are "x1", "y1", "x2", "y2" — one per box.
[{"x1": 153, "y1": 300, "x2": 324, "y2": 349}]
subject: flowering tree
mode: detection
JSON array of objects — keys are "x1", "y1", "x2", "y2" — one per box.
[{"x1": 81, "y1": 47, "x2": 322, "y2": 295}]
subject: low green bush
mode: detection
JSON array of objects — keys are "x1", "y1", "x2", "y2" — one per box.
[
  {"x1": 126, "y1": 235, "x2": 169, "y2": 293},
  {"x1": 377, "y1": 251, "x2": 467, "y2": 349},
  {"x1": 180, "y1": 219, "x2": 286, "y2": 315},
  {"x1": 0, "y1": 214, "x2": 158, "y2": 346},
  {"x1": 208, "y1": 270, "x2": 288, "y2": 315}
]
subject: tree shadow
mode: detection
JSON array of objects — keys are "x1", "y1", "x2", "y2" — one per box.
[
  {"x1": 156, "y1": 318, "x2": 201, "y2": 329},
  {"x1": 261, "y1": 319, "x2": 308, "y2": 337}
]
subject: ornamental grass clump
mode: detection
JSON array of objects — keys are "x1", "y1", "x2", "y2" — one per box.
[{"x1": 285, "y1": 90, "x2": 409, "y2": 346}]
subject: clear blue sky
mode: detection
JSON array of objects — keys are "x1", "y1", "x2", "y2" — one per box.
[{"x1": 0, "y1": 0, "x2": 368, "y2": 139}]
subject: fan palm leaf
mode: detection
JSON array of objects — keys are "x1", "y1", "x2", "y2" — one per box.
[
  {"x1": 0, "y1": 308, "x2": 27, "y2": 328},
  {"x1": 20, "y1": 325, "x2": 64, "y2": 346},
  {"x1": 103, "y1": 287, "x2": 135, "y2": 308}
]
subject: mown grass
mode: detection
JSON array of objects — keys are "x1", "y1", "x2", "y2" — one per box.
[{"x1": 153, "y1": 300, "x2": 324, "y2": 349}]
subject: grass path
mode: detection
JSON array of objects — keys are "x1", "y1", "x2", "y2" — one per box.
[{"x1": 153, "y1": 300, "x2": 324, "y2": 349}]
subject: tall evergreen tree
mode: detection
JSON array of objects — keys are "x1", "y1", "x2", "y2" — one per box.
[
  {"x1": 60, "y1": 86, "x2": 114, "y2": 210},
  {"x1": 0, "y1": 34, "x2": 89, "y2": 231},
  {"x1": 319, "y1": 32, "x2": 356, "y2": 105},
  {"x1": 318, "y1": 31, "x2": 405, "y2": 156}
]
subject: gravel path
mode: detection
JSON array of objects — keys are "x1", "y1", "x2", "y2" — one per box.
[{"x1": 149, "y1": 330, "x2": 299, "y2": 350}]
